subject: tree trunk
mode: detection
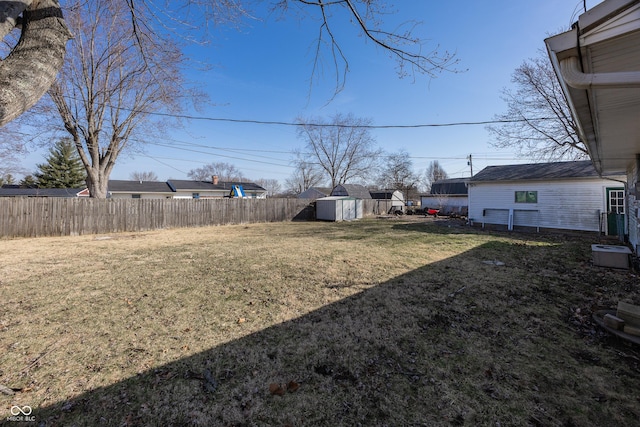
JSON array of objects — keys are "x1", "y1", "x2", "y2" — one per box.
[
  {"x1": 0, "y1": 0, "x2": 71, "y2": 127},
  {"x1": 85, "y1": 173, "x2": 109, "y2": 199}
]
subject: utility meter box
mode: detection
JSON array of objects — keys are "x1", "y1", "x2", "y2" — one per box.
[{"x1": 592, "y1": 244, "x2": 632, "y2": 269}]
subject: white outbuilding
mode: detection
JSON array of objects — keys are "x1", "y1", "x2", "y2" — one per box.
[
  {"x1": 316, "y1": 196, "x2": 363, "y2": 221},
  {"x1": 468, "y1": 161, "x2": 626, "y2": 235}
]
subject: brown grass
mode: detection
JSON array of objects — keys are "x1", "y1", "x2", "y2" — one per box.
[{"x1": 1, "y1": 218, "x2": 639, "y2": 426}]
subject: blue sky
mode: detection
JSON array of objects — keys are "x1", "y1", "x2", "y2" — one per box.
[{"x1": 21, "y1": 1, "x2": 600, "y2": 185}]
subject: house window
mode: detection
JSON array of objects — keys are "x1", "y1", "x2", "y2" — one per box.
[
  {"x1": 515, "y1": 191, "x2": 537, "y2": 203},
  {"x1": 132, "y1": 194, "x2": 141, "y2": 199},
  {"x1": 609, "y1": 189, "x2": 625, "y2": 214},
  {"x1": 192, "y1": 193, "x2": 200, "y2": 199}
]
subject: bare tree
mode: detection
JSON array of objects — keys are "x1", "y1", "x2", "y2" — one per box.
[
  {"x1": 423, "y1": 160, "x2": 448, "y2": 192},
  {"x1": 0, "y1": 125, "x2": 27, "y2": 180},
  {"x1": 0, "y1": 1, "x2": 460, "y2": 128},
  {"x1": 187, "y1": 162, "x2": 246, "y2": 182},
  {"x1": 296, "y1": 113, "x2": 380, "y2": 188},
  {"x1": 254, "y1": 178, "x2": 282, "y2": 197},
  {"x1": 42, "y1": 1, "x2": 191, "y2": 198},
  {"x1": 487, "y1": 52, "x2": 588, "y2": 161},
  {"x1": 377, "y1": 150, "x2": 417, "y2": 200},
  {"x1": 130, "y1": 171, "x2": 159, "y2": 182},
  {"x1": 285, "y1": 152, "x2": 325, "y2": 194}
]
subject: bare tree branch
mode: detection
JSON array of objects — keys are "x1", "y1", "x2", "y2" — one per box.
[
  {"x1": 487, "y1": 51, "x2": 588, "y2": 161},
  {"x1": 296, "y1": 113, "x2": 380, "y2": 188}
]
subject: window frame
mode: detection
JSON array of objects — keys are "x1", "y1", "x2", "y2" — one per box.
[{"x1": 515, "y1": 190, "x2": 537, "y2": 204}]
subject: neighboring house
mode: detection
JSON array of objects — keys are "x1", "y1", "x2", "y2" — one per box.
[
  {"x1": 468, "y1": 161, "x2": 626, "y2": 234},
  {"x1": 369, "y1": 190, "x2": 405, "y2": 214},
  {"x1": 108, "y1": 181, "x2": 174, "y2": 199},
  {"x1": 421, "y1": 178, "x2": 469, "y2": 216},
  {"x1": 107, "y1": 177, "x2": 268, "y2": 199},
  {"x1": 546, "y1": 0, "x2": 640, "y2": 249},
  {"x1": 169, "y1": 179, "x2": 267, "y2": 199},
  {"x1": 298, "y1": 187, "x2": 332, "y2": 199},
  {"x1": 331, "y1": 184, "x2": 372, "y2": 199},
  {"x1": 0, "y1": 186, "x2": 87, "y2": 197}
]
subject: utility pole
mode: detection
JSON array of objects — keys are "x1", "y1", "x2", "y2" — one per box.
[{"x1": 467, "y1": 154, "x2": 473, "y2": 177}]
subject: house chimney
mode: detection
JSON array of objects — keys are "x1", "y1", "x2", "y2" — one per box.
[{"x1": 212, "y1": 175, "x2": 219, "y2": 185}]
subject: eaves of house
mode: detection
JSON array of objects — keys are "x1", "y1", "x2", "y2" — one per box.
[
  {"x1": 545, "y1": 0, "x2": 640, "y2": 175},
  {"x1": 0, "y1": 187, "x2": 86, "y2": 197}
]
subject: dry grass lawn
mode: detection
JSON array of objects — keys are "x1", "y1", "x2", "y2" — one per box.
[{"x1": 1, "y1": 218, "x2": 640, "y2": 426}]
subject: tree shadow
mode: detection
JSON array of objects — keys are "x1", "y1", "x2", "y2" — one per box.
[{"x1": 11, "y1": 240, "x2": 640, "y2": 426}]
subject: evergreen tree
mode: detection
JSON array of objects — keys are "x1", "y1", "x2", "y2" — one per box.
[
  {"x1": 35, "y1": 139, "x2": 86, "y2": 188},
  {"x1": 20, "y1": 175, "x2": 38, "y2": 188}
]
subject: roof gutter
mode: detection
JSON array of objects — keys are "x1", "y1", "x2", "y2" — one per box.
[{"x1": 560, "y1": 56, "x2": 640, "y2": 89}]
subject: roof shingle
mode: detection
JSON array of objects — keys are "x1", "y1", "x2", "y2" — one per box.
[{"x1": 469, "y1": 161, "x2": 609, "y2": 182}]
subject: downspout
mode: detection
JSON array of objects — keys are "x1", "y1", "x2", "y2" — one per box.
[{"x1": 560, "y1": 56, "x2": 640, "y2": 89}]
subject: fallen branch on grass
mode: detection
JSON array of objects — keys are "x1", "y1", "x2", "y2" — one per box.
[{"x1": 448, "y1": 286, "x2": 466, "y2": 299}]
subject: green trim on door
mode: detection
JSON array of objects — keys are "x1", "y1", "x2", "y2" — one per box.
[{"x1": 606, "y1": 187, "x2": 625, "y2": 236}]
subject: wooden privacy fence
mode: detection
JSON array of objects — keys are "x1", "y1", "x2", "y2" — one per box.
[{"x1": 0, "y1": 198, "x2": 316, "y2": 238}]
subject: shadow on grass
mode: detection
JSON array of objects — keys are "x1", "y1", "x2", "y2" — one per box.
[{"x1": 12, "y1": 240, "x2": 640, "y2": 426}]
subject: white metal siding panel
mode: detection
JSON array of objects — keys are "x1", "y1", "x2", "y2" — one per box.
[
  {"x1": 482, "y1": 208, "x2": 509, "y2": 225},
  {"x1": 316, "y1": 197, "x2": 359, "y2": 221},
  {"x1": 513, "y1": 210, "x2": 540, "y2": 227},
  {"x1": 355, "y1": 199, "x2": 363, "y2": 219},
  {"x1": 342, "y1": 199, "x2": 353, "y2": 220},
  {"x1": 316, "y1": 199, "x2": 338, "y2": 221},
  {"x1": 469, "y1": 179, "x2": 617, "y2": 232}
]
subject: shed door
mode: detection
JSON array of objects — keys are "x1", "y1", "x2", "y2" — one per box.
[{"x1": 606, "y1": 188, "x2": 625, "y2": 236}]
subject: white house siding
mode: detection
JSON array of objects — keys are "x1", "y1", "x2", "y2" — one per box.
[
  {"x1": 173, "y1": 191, "x2": 266, "y2": 199},
  {"x1": 468, "y1": 179, "x2": 622, "y2": 232},
  {"x1": 173, "y1": 191, "x2": 225, "y2": 199},
  {"x1": 110, "y1": 193, "x2": 172, "y2": 199}
]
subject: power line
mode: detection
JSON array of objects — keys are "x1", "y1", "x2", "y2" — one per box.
[
  {"x1": 60, "y1": 93, "x2": 560, "y2": 130},
  {"x1": 111, "y1": 103, "x2": 553, "y2": 129},
  {"x1": 139, "y1": 135, "x2": 537, "y2": 169},
  {"x1": 145, "y1": 156, "x2": 189, "y2": 175},
  {"x1": 147, "y1": 141, "x2": 293, "y2": 168}
]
